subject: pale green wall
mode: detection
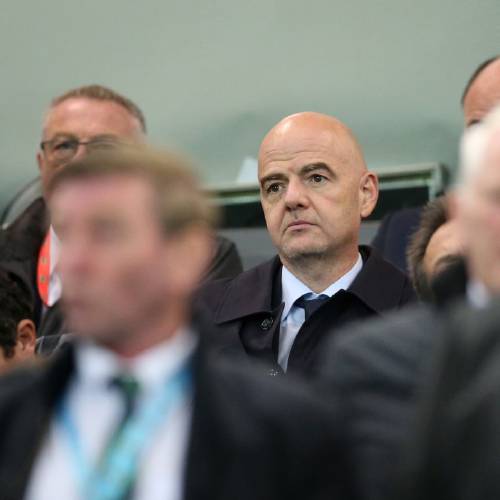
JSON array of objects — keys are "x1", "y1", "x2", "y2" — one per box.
[{"x1": 0, "y1": 0, "x2": 499, "y2": 206}]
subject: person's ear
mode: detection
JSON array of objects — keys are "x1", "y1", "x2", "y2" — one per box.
[
  {"x1": 359, "y1": 171, "x2": 379, "y2": 218},
  {"x1": 16, "y1": 319, "x2": 37, "y2": 358},
  {"x1": 37, "y1": 150, "x2": 44, "y2": 172}
]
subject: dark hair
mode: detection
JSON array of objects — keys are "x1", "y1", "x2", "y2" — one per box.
[
  {"x1": 0, "y1": 269, "x2": 34, "y2": 359},
  {"x1": 461, "y1": 56, "x2": 500, "y2": 106},
  {"x1": 51, "y1": 84, "x2": 146, "y2": 133},
  {"x1": 407, "y1": 196, "x2": 449, "y2": 301}
]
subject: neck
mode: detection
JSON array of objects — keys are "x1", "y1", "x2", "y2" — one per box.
[
  {"x1": 103, "y1": 304, "x2": 189, "y2": 359},
  {"x1": 281, "y1": 247, "x2": 359, "y2": 293}
]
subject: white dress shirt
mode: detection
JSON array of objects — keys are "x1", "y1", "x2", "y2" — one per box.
[
  {"x1": 26, "y1": 329, "x2": 196, "y2": 500},
  {"x1": 278, "y1": 254, "x2": 363, "y2": 371},
  {"x1": 45, "y1": 225, "x2": 62, "y2": 307}
]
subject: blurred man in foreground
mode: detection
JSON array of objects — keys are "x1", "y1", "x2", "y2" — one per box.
[
  {"x1": 396, "y1": 104, "x2": 500, "y2": 500},
  {"x1": 0, "y1": 144, "x2": 339, "y2": 500}
]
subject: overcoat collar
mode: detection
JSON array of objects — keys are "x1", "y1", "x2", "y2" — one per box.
[{"x1": 215, "y1": 246, "x2": 409, "y2": 323}]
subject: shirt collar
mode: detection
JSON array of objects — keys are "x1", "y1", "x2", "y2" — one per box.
[
  {"x1": 75, "y1": 327, "x2": 197, "y2": 393},
  {"x1": 49, "y1": 225, "x2": 60, "y2": 275},
  {"x1": 281, "y1": 253, "x2": 363, "y2": 320}
]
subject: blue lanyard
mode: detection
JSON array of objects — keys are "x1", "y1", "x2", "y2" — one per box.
[{"x1": 57, "y1": 359, "x2": 192, "y2": 500}]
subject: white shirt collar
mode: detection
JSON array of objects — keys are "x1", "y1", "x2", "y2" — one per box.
[
  {"x1": 75, "y1": 327, "x2": 197, "y2": 393},
  {"x1": 48, "y1": 225, "x2": 62, "y2": 307},
  {"x1": 467, "y1": 280, "x2": 491, "y2": 309},
  {"x1": 281, "y1": 253, "x2": 363, "y2": 320}
]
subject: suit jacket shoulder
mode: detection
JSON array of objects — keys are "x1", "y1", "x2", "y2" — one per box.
[
  {"x1": 349, "y1": 246, "x2": 417, "y2": 312},
  {"x1": 395, "y1": 299, "x2": 500, "y2": 500}
]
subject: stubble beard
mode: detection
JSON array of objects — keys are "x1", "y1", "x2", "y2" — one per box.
[{"x1": 279, "y1": 238, "x2": 334, "y2": 268}]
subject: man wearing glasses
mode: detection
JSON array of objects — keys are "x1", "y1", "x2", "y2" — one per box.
[{"x1": 0, "y1": 85, "x2": 242, "y2": 338}]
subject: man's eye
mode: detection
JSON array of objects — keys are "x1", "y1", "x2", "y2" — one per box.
[
  {"x1": 310, "y1": 174, "x2": 326, "y2": 183},
  {"x1": 89, "y1": 138, "x2": 119, "y2": 150},
  {"x1": 54, "y1": 140, "x2": 76, "y2": 151},
  {"x1": 266, "y1": 183, "x2": 282, "y2": 194}
]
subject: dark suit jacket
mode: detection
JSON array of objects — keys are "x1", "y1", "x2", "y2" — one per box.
[
  {"x1": 317, "y1": 304, "x2": 441, "y2": 500},
  {"x1": 0, "y1": 198, "x2": 243, "y2": 337},
  {"x1": 196, "y1": 245, "x2": 416, "y2": 377},
  {"x1": 371, "y1": 207, "x2": 423, "y2": 274},
  {"x1": 0, "y1": 333, "x2": 342, "y2": 500},
  {"x1": 393, "y1": 299, "x2": 500, "y2": 500}
]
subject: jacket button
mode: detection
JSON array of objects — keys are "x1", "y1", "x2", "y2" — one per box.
[
  {"x1": 260, "y1": 317, "x2": 274, "y2": 330},
  {"x1": 268, "y1": 368, "x2": 281, "y2": 377}
]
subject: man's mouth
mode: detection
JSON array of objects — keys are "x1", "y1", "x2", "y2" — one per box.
[{"x1": 286, "y1": 220, "x2": 314, "y2": 231}]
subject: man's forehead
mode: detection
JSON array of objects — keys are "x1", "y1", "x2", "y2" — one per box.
[
  {"x1": 259, "y1": 130, "x2": 355, "y2": 173},
  {"x1": 51, "y1": 175, "x2": 153, "y2": 212},
  {"x1": 43, "y1": 97, "x2": 142, "y2": 138}
]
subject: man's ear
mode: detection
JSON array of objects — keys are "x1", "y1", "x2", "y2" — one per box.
[
  {"x1": 16, "y1": 319, "x2": 37, "y2": 356},
  {"x1": 359, "y1": 171, "x2": 379, "y2": 219},
  {"x1": 37, "y1": 150, "x2": 43, "y2": 172}
]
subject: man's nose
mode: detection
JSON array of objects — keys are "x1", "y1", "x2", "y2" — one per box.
[
  {"x1": 72, "y1": 143, "x2": 90, "y2": 161},
  {"x1": 284, "y1": 178, "x2": 308, "y2": 210}
]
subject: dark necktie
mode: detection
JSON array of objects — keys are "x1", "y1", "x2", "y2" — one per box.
[
  {"x1": 100, "y1": 374, "x2": 141, "y2": 500},
  {"x1": 296, "y1": 294, "x2": 329, "y2": 321}
]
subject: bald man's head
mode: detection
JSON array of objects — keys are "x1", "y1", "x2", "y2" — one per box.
[
  {"x1": 463, "y1": 57, "x2": 500, "y2": 127},
  {"x1": 258, "y1": 112, "x2": 378, "y2": 276},
  {"x1": 258, "y1": 112, "x2": 367, "y2": 176}
]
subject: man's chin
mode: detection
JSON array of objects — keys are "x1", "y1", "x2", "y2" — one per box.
[
  {"x1": 281, "y1": 244, "x2": 328, "y2": 262},
  {"x1": 66, "y1": 315, "x2": 113, "y2": 341}
]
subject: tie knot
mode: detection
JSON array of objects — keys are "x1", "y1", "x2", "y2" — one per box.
[
  {"x1": 110, "y1": 374, "x2": 141, "y2": 416},
  {"x1": 296, "y1": 294, "x2": 329, "y2": 320}
]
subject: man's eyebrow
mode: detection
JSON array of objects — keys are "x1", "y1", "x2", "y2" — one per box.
[
  {"x1": 90, "y1": 133, "x2": 120, "y2": 141},
  {"x1": 300, "y1": 162, "x2": 334, "y2": 176},
  {"x1": 259, "y1": 172, "x2": 288, "y2": 186}
]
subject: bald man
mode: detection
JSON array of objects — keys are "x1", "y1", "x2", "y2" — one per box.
[{"x1": 197, "y1": 112, "x2": 414, "y2": 377}]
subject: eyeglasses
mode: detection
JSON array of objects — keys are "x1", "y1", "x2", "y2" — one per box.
[{"x1": 40, "y1": 135, "x2": 121, "y2": 165}]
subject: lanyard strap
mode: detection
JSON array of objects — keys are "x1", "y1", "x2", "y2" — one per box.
[{"x1": 58, "y1": 359, "x2": 192, "y2": 500}]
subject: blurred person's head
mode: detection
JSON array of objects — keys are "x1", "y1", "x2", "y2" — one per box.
[
  {"x1": 455, "y1": 105, "x2": 500, "y2": 295},
  {"x1": 0, "y1": 269, "x2": 36, "y2": 372},
  {"x1": 462, "y1": 56, "x2": 500, "y2": 127},
  {"x1": 258, "y1": 112, "x2": 378, "y2": 289},
  {"x1": 38, "y1": 84, "x2": 146, "y2": 196},
  {"x1": 48, "y1": 144, "x2": 217, "y2": 356},
  {"x1": 407, "y1": 196, "x2": 464, "y2": 301}
]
